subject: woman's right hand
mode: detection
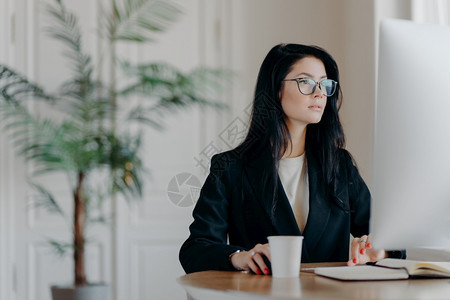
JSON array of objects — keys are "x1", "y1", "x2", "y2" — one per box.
[
  {"x1": 347, "y1": 235, "x2": 387, "y2": 266},
  {"x1": 230, "y1": 243, "x2": 271, "y2": 275}
]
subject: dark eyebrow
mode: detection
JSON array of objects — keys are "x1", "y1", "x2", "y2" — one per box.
[{"x1": 294, "y1": 72, "x2": 327, "y2": 79}]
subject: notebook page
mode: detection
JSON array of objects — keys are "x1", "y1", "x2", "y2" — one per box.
[{"x1": 314, "y1": 265, "x2": 409, "y2": 281}]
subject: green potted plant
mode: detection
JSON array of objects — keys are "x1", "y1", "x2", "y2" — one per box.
[{"x1": 0, "y1": 0, "x2": 226, "y2": 299}]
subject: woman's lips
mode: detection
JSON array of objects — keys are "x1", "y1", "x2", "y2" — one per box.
[{"x1": 308, "y1": 105, "x2": 323, "y2": 111}]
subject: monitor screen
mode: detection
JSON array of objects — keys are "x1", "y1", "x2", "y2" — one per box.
[{"x1": 370, "y1": 19, "x2": 450, "y2": 251}]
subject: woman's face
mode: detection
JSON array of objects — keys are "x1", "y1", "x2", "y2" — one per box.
[{"x1": 280, "y1": 56, "x2": 327, "y2": 127}]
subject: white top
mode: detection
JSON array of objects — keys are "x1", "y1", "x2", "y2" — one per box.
[{"x1": 278, "y1": 154, "x2": 309, "y2": 232}]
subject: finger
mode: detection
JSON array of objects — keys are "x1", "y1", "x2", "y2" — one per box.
[
  {"x1": 256, "y1": 243, "x2": 271, "y2": 261},
  {"x1": 355, "y1": 235, "x2": 369, "y2": 258},
  {"x1": 252, "y1": 244, "x2": 271, "y2": 262},
  {"x1": 359, "y1": 234, "x2": 369, "y2": 255},
  {"x1": 252, "y1": 253, "x2": 270, "y2": 275},
  {"x1": 356, "y1": 235, "x2": 372, "y2": 265},
  {"x1": 247, "y1": 257, "x2": 261, "y2": 275},
  {"x1": 350, "y1": 238, "x2": 361, "y2": 265},
  {"x1": 347, "y1": 253, "x2": 359, "y2": 266},
  {"x1": 359, "y1": 235, "x2": 368, "y2": 250},
  {"x1": 366, "y1": 235, "x2": 372, "y2": 249}
]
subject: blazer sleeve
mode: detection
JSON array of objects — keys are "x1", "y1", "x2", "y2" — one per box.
[
  {"x1": 179, "y1": 154, "x2": 244, "y2": 274},
  {"x1": 344, "y1": 151, "x2": 371, "y2": 238}
]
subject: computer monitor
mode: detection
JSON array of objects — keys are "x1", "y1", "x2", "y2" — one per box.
[{"x1": 370, "y1": 19, "x2": 450, "y2": 251}]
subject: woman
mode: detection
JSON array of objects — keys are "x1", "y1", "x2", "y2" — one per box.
[{"x1": 179, "y1": 44, "x2": 403, "y2": 275}]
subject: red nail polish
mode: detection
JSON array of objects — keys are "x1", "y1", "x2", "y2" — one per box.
[
  {"x1": 367, "y1": 243, "x2": 371, "y2": 248},
  {"x1": 256, "y1": 269, "x2": 261, "y2": 275},
  {"x1": 360, "y1": 248, "x2": 365, "y2": 255},
  {"x1": 264, "y1": 268, "x2": 269, "y2": 275},
  {"x1": 353, "y1": 258, "x2": 357, "y2": 264}
]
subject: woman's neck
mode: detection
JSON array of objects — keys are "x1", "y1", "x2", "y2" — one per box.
[{"x1": 282, "y1": 123, "x2": 307, "y2": 158}]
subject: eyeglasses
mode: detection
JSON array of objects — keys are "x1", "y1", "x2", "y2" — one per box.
[{"x1": 283, "y1": 78, "x2": 338, "y2": 97}]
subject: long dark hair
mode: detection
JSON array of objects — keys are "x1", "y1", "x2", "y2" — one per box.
[{"x1": 240, "y1": 43, "x2": 345, "y2": 211}]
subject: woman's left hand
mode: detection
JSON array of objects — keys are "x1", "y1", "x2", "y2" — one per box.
[{"x1": 347, "y1": 235, "x2": 386, "y2": 266}]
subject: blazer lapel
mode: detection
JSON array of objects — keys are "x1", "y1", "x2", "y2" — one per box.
[
  {"x1": 302, "y1": 152, "x2": 331, "y2": 253},
  {"x1": 243, "y1": 148, "x2": 300, "y2": 236},
  {"x1": 273, "y1": 177, "x2": 302, "y2": 236}
]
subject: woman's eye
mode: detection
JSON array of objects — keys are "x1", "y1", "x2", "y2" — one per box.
[{"x1": 299, "y1": 80, "x2": 311, "y2": 85}]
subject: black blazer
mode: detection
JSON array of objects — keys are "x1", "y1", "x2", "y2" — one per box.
[{"x1": 179, "y1": 147, "x2": 371, "y2": 274}]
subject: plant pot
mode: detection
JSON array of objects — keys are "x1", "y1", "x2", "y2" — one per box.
[{"x1": 51, "y1": 283, "x2": 109, "y2": 300}]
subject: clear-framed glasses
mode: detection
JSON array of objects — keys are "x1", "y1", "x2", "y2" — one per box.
[{"x1": 283, "y1": 78, "x2": 338, "y2": 97}]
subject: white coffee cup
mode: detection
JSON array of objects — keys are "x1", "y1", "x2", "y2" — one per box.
[{"x1": 268, "y1": 236, "x2": 303, "y2": 278}]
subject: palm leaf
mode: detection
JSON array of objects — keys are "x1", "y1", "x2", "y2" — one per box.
[
  {"x1": 0, "y1": 65, "x2": 52, "y2": 104},
  {"x1": 47, "y1": 239, "x2": 72, "y2": 257},
  {"x1": 28, "y1": 181, "x2": 65, "y2": 218},
  {"x1": 3, "y1": 108, "x2": 71, "y2": 173},
  {"x1": 103, "y1": 0, "x2": 181, "y2": 42},
  {"x1": 0, "y1": 100, "x2": 104, "y2": 175},
  {"x1": 45, "y1": 0, "x2": 94, "y2": 100},
  {"x1": 120, "y1": 61, "x2": 229, "y2": 128}
]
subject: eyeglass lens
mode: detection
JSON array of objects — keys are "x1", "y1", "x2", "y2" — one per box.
[{"x1": 298, "y1": 78, "x2": 336, "y2": 96}]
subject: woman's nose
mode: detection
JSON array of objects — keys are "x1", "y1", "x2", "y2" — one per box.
[{"x1": 312, "y1": 84, "x2": 324, "y2": 98}]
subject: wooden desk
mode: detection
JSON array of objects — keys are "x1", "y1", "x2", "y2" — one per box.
[{"x1": 177, "y1": 263, "x2": 450, "y2": 299}]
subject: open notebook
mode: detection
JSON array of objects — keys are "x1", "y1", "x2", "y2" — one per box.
[{"x1": 314, "y1": 259, "x2": 450, "y2": 281}]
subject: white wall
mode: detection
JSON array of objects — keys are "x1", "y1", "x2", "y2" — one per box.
[{"x1": 339, "y1": 0, "x2": 376, "y2": 184}]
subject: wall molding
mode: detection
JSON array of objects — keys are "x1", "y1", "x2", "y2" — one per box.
[
  {"x1": 129, "y1": 239, "x2": 186, "y2": 300},
  {"x1": 0, "y1": 2, "x2": 18, "y2": 299}
]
